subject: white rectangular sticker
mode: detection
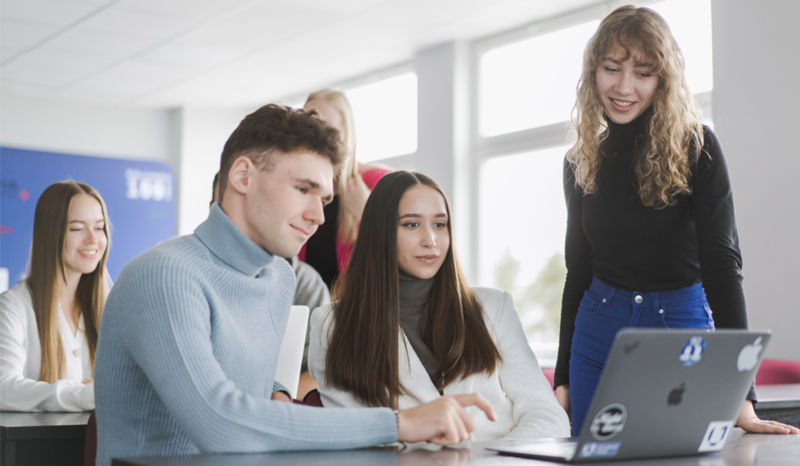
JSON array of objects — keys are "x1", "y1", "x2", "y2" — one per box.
[{"x1": 698, "y1": 421, "x2": 734, "y2": 452}]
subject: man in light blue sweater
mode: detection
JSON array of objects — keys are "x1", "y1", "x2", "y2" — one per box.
[{"x1": 94, "y1": 104, "x2": 495, "y2": 465}]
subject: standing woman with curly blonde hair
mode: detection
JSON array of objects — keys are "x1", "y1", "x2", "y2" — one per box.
[{"x1": 555, "y1": 5, "x2": 798, "y2": 435}]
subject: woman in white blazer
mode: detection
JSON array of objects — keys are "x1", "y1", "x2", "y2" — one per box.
[
  {"x1": 309, "y1": 171, "x2": 570, "y2": 441},
  {"x1": 0, "y1": 181, "x2": 110, "y2": 411}
]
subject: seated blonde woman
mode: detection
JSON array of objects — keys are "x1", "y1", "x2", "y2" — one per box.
[
  {"x1": 0, "y1": 181, "x2": 110, "y2": 411},
  {"x1": 309, "y1": 171, "x2": 570, "y2": 440}
]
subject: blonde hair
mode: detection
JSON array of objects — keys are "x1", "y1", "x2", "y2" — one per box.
[
  {"x1": 568, "y1": 5, "x2": 705, "y2": 208},
  {"x1": 304, "y1": 89, "x2": 360, "y2": 243},
  {"x1": 27, "y1": 181, "x2": 110, "y2": 383}
]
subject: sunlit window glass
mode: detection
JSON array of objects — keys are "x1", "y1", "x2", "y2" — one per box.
[
  {"x1": 479, "y1": 145, "x2": 570, "y2": 364},
  {"x1": 479, "y1": 21, "x2": 599, "y2": 137},
  {"x1": 346, "y1": 73, "x2": 418, "y2": 162},
  {"x1": 648, "y1": 0, "x2": 713, "y2": 94}
]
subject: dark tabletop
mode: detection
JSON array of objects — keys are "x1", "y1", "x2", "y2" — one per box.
[{"x1": 112, "y1": 430, "x2": 800, "y2": 466}]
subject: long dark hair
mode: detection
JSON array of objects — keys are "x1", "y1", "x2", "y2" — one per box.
[{"x1": 326, "y1": 171, "x2": 502, "y2": 409}]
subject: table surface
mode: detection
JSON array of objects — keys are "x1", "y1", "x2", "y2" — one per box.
[
  {"x1": 0, "y1": 412, "x2": 90, "y2": 428},
  {"x1": 112, "y1": 429, "x2": 800, "y2": 466},
  {"x1": 756, "y1": 384, "x2": 800, "y2": 407}
]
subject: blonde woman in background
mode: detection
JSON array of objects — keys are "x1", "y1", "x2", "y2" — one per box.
[
  {"x1": 0, "y1": 181, "x2": 110, "y2": 411},
  {"x1": 295, "y1": 90, "x2": 391, "y2": 399},
  {"x1": 556, "y1": 5, "x2": 798, "y2": 435},
  {"x1": 299, "y1": 89, "x2": 392, "y2": 290}
]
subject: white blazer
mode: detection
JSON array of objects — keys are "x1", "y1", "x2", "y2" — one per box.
[
  {"x1": 309, "y1": 287, "x2": 570, "y2": 441},
  {"x1": 0, "y1": 280, "x2": 94, "y2": 411}
]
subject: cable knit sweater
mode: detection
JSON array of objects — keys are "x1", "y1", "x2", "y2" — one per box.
[
  {"x1": 94, "y1": 204, "x2": 396, "y2": 466},
  {"x1": 309, "y1": 287, "x2": 571, "y2": 441}
]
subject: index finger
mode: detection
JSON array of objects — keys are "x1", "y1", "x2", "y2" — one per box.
[{"x1": 451, "y1": 393, "x2": 497, "y2": 422}]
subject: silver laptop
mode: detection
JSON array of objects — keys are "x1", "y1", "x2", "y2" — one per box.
[{"x1": 487, "y1": 329, "x2": 770, "y2": 462}]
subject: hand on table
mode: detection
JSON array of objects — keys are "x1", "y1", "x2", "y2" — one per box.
[
  {"x1": 271, "y1": 391, "x2": 292, "y2": 403},
  {"x1": 397, "y1": 393, "x2": 496, "y2": 446},
  {"x1": 737, "y1": 400, "x2": 799, "y2": 434}
]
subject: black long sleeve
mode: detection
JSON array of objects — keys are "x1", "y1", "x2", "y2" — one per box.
[{"x1": 554, "y1": 118, "x2": 748, "y2": 390}]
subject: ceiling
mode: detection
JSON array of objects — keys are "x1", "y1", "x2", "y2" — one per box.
[{"x1": 1, "y1": 0, "x2": 601, "y2": 108}]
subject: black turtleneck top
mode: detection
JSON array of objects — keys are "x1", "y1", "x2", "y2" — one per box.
[{"x1": 555, "y1": 114, "x2": 748, "y2": 389}]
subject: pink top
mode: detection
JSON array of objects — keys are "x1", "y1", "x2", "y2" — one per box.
[{"x1": 298, "y1": 165, "x2": 391, "y2": 272}]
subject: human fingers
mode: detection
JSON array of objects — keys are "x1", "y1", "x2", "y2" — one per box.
[
  {"x1": 451, "y1": 393, "x2": 497, "y2": 421},
  {"x1": 433, "y1": 416, "x2": 461, "y2": 446},
  {"x1": 740, "y1": 417, "x2": 798, "y2": 434},
  {"x1": 81, "y1": 378, "x2": 93, "y2": 385}
]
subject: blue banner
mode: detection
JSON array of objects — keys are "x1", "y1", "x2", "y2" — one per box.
[{"x1": 0, "y1": 146, "x2": 175, "y2": 289}]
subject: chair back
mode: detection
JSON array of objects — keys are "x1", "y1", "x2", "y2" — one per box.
[
  {"x1": 302, "y1": 389, "x2": 324, "y2": 407},
  {"x1": 756, "y1": 359, "x2": 800, "y2": 385},
  {"x1": 274, "y1": 305, "x2": 310, "y2": 399},
  {"x1": 84, "y1": 410, "x2": 97, "y2": 466}
]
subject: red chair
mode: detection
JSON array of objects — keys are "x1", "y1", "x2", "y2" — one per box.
[
  {"x1": 756, "y1": 359, "x2": 800, "y2": 385},
  {"x1": 302, "y1": 389, "x2": 324, "y2": 407},
  {"x1": 84, "y1": 410, "x2": 97, "y2": 466}
]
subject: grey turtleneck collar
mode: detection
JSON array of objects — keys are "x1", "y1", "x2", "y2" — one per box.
[
  {"x1": 397, "y1": 273, "x2": 440, "y2": 384},
  {"x1": 399, "y1": 273, "x2": 435, "y2": 312}
]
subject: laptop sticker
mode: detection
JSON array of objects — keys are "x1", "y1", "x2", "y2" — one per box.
[
  {"x1": 737, "y1": 337, "x2": 763, "y2": 372},
  {"x1": 590, "y1": 404, "x2": 627, "y2": 441},
  {"x1": 698, "y1": 421, "x2": 734, "y2": 452},
  {"x1": 578, "y1": 442, "x2": 621, "y2": 458},
  {"x1": 679, "y1": 336, "x2": 706, "y2": 367}
]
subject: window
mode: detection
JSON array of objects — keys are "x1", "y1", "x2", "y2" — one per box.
[
  {"x1": 648, "y1": 0, "x2": 713, "y2": 94},
  {"x1": 346, "y1": 72, "x2": 417, "y2": 162},
  {"x1": 478, "y1": 145, "x2": 569, "y2": 363},
  {"x1": 479, "y1": 21, "x2": 599, "y2": 137}
]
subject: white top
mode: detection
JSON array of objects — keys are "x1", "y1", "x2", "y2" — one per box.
[
  {"x1": 0, "y1": 280, "x2": 94, "y2": 411},
  {"x1": 309, "y1": 287, "x2": 571, "y2": 441}
]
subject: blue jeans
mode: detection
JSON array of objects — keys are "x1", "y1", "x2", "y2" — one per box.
[{"x1": 568, "y1": 277, "x2": 715, "y2": 434}]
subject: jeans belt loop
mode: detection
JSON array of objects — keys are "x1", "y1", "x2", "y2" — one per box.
[
  {"x1": 652, "y1": 292, "x2": 660, "y2": 315},
  {"x1": 604, "y1": 288, "x2": 616, "y2": 306}
]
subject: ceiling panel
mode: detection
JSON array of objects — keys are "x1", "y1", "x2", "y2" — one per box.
[
  {"x1": 76, "y1": 7, "x2": 197, "y2": 41},
  {"x1": 116, "y1": 0, "x2": 256, "y2": 22},
  {"x1": 0, "y1": 20, "x2": 60, "y2": 58},
  {"x1": 1, "y1": 0, "x2": 606, "y2": 107},
  {"x1": 137, "y1": 43, "x2": 246, "y2": 68},
  {"x1": 173, "y1": 2, "x2": 339, "y2": 51},
  {"x1": 0, "y1": 0, "x2": 99, "y2": 27},
  {"x1": 2, "y1": 49, "x2": 116, "y2": 87},
  {"x1": 35, "y1": 29, "x2": 153, "y2": 59}
]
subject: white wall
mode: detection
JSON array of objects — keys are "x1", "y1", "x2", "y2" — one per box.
[
  {"x1": 0, "y1": 90, "x2": 177, "y2": 167},
  {"x1": 176, "y1": 107, "x2": 250, "y2": 235},
  {"x1": 712, "y1": 0, "x2": 800, "y2": 361}
]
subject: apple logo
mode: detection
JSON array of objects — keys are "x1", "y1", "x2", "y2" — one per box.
[
  {"x1": 668, "y1": 383, "x2": 685, "y2": 406},
  {"x1": 737, "y1": 337, "x2": 764, "y2": 372}
]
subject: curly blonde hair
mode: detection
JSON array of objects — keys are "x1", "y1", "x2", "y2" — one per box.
[{"x1": 568, "y1": 5, "x2": 705, "y2": 208}]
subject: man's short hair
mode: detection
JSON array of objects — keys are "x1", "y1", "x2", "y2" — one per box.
[{"x1": 218, "y1": 104, "x2": 346, "y2": 204}]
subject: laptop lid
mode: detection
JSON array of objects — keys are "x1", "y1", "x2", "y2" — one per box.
[
  {"x1": 572, "y1": 329, "x2": 769, "y2": 462},
  {"x1": 274, "y1": 305, "x2": 310, "y2": 400},
  {"x1": 488, "y1": 329, "x2": 769, "y2": 463}
]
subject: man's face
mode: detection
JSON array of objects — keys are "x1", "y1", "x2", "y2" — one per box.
[{"x1": 243, "y1": 151, "x2": 334, "y2": 258}]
